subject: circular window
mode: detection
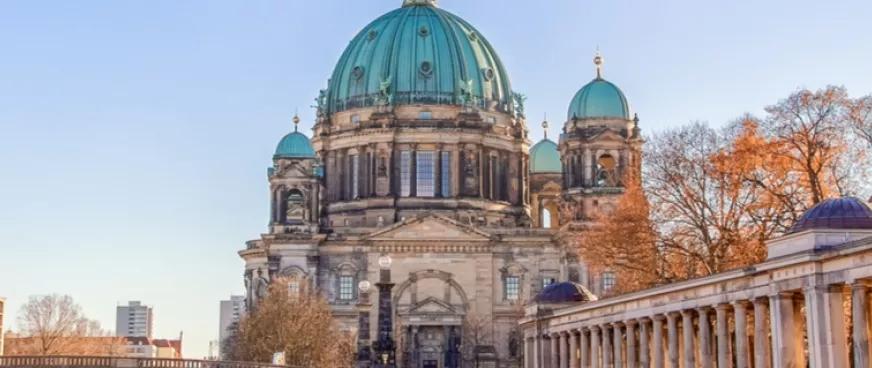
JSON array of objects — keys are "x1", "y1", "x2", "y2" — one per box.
[
  {"x1": 482, "y1": 67, "x2": 495, "y2": 81},
  {"x1": 419, "y1": 61, "x2": 433, "y2": 76},
  {"x1": 418, "y1": 26, "x2": 430, "y2": 37},
  {"x1": 351, "y1": 66, "x2": 365, "y2": 81},
  {"x1": 468, "y1": 32, "x2": 478, "y2": 42},
  {"x1": 367, "y1": 30, "x2": 378, "y2": 41}
]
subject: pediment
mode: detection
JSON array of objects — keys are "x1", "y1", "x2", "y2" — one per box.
[
  {"x1": 408, "y1": 297, "x2": 457, "y2": 315},
  {"x1": 587, "y1": 129, "x2": 626, "y2": 142},
  {"x1": 365, "y1": 214, "x2": 491, "y2": 242}
]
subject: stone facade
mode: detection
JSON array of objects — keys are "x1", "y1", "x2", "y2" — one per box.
[{"x1": 238, "y1": 2, "x2": 642, "y2": 367}]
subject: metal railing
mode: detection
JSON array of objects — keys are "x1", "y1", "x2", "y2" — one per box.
[{"x1": 0, "y1": 356, "x2": 300, "y2": 368}]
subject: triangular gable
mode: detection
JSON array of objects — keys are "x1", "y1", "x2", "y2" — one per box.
[
  {"x1": 365, "y1": 214, "x2": 491, "y2": 242},
  {"x1": 586, "y1": 129, "x2": 626, "y2": 142},
  {"x1": 407, "y1": 297, "x2": 457, "y2": 315}
]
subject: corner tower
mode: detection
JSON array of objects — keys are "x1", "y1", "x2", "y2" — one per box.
[
  {"x1": 559, "y1": 53, "x2": 642, "y2": 227},
  {"x1": 311, "y1": 0, "x2": 530, "y2": 230}
]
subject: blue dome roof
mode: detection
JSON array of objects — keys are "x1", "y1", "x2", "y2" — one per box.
[
  {"x1": 568, "y1": 78, "x2": 631, "y2": 121},
  {"x1": 535, "y1": 281, "x2": 598, "y2": 304},
  {"x1": 530, "y1": 139, "x2": 561, "y2": 173},
  {"x1": 789, "y1": 197, "x2": 872, "y2": 234},
  {"x1": 274, "y1": 130, "x2": 315, "y2": 159},
  {"x1": 325, "y1": 1, "x2": 514, "y2": 115}
]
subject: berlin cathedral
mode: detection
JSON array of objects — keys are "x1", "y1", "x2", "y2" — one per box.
[{"x1": 239, "y1": 0, "x2": 642, "y2": 367}]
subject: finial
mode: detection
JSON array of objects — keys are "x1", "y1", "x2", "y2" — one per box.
[
  {"x1": 292, "y1": 113, "x2": 300, "y2": 132},
  {"x1": 402, "y1": 0, "x2": 437, "y2": 7},
  {"x1": 594, "y1": 50, "x2": 604, "y2": 79},
  {"x1": 542, "y1": 115, "x2": 549, "y2": 140}
]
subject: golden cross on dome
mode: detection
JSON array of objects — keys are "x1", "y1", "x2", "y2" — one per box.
[{"x1": 594, "y1": 51, "x2": 604, "y2": 79}]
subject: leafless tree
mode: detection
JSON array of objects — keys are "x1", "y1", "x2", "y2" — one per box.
[
  {"x1": 225, "y1": 278, "x2": 354, "y2": 367},
  {"x1": 14, "y1": 294, "x2": 118, "y2": 356}
]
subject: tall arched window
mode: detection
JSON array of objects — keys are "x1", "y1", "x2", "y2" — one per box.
[
  {"x1": 285, "y1": 189, "x2": 305, "y2": 224},
  {"x1": 542, "y1": 208, "x2": 552, "y2": 229},
  {"x1": 596, "y1": 154, "x2": 618, "y2": 187}
]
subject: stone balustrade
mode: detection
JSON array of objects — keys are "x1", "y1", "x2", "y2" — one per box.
[
  {"x1": 0, "y1": 356, "x2": 298, "y2": 368},
  {"x1": 521, "y1": 233, "x2": 872, "y2": 368}
]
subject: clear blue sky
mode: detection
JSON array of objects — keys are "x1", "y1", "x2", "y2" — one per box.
[{"x1": 1, "y1": 0, "x2": 870, "y2": 359}]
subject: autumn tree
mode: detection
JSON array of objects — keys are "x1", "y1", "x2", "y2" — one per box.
[
  {"x1": 225, "y1": 279, "x2": 354, "y2": 368},
  {"x1": 576, "y1": 172, "x2": 663, "y2": 292},
  {"x1": 460, "y1": 313, "x2": 492, "y2": 367},
  {"x1": 850, "y1": 94, "x2": 872, "y2": 148},
  {"x1": 13, "y1": 294, "x2": 118, "y2": 356}
]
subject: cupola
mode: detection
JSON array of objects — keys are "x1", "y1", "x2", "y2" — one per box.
[
  {"x1": 274, "y1": 115, "x2": 316, "y2": 160},
  {"x1": 567, "y1": 52, "x2": 632, "y2": 121}
]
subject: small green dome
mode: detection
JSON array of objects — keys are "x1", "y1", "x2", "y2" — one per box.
[
  {"x1": 274, "y1": 130, "x2": 315, "y2": 159},
  {"x1": 568, "y1": 78, "x2": 631, "y2": 121},
  {"x1": 325, "y1": 1, "x2": 514, "y2": 115},
  {"x1": 530, "y1": 139, "x2": 561, "y2": 173}
]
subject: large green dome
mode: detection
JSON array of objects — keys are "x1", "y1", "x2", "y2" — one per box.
[
  {"x1": 530, "y1": 139, "x2": 561, "y2": 173},
  {"x1": 568, "y1": 78, "x2": 631, "y2": 121},
  {"x1": 325, "y1": 0, "x2": 514, "y2": 115}
]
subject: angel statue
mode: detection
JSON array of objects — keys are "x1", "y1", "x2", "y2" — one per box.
[
  {"x1": 377, "y1": 76, "x2": 393, "y2": 106},
  {"x1": 512, "y1": 92, "x2": 527, "y2": 119}
]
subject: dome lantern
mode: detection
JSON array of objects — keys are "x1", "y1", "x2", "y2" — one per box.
[{"x1": 402, "y1": 0, "x2": 437, "y2": 7}]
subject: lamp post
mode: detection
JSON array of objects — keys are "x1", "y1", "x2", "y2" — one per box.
[
  {"x1": 372, "y1": 255, "x2": 396, "y2": 368},
  {"x1": 357, "y1": 280, "x2": 373, "y2": 368}
]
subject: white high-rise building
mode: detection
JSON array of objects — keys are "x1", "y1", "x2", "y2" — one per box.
[
  {"x1": 116, "y1": 301, "x2": 153, "y2": 338},
  {"x1": 218, "y1": 295, "x2": 245, "y2": 358}
]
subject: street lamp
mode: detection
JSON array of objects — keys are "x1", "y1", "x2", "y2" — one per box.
[
  {"x1": 356, "y1": 280, "x2": 373, "y2": 368},
  {"x1": 372, "y1": 255, "x2": 396, "y2": 368}
]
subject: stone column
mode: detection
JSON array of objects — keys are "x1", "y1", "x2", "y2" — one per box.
[
  {"x1": 626, "y1": 320, "x2": 637, "y2": 368},
  {"x1": 602, "y1": 325, "x2": 613, "y2": 368},
  {"x1": 560, "y1": 332, "x2": 569, "y2": 368},
  {"x1": 652, "y1": 316, "x2": 664, "y2": 368},
  {"x1": 853, "y1": 283, "x2": 872, "y2": 368},
  {"x1": 804, "y1": 284, "x2": 849, "y2": 368},
  {"x1": 542, "y1": 335, "x2": 551, "y2": 368},
  {"x1": 769, "y1": 292, "x2": 804, "y2": 368},
  {"x1": 525, "y1": 337, "x2": 533, "y2": 368},
  {"x1": 551, "y1": 333, "x2": 561, "y2": 368},
  {"x1": 732, "y1": 301, "x2": 750, "y2": 368},
  {"x1": 681, "y1": 310, "x2": 695, "y2": 368},
  {"x1": 591, "y1": 326, "x2": 601, "y2": 368},
  {"x1": 639, "y1": 320, "x2": 650, "y2": 368},
  {"x1": 697, "y1": 307, "x2": 713, "y2": 368},
  {"x1": 715, "y1": 304, "x2": 731, "y2": 368},
  {"x1": 666, "y1": 313, "x2": 679, "y2": 368},
  {"x1": 752, "y1": 299, "x2": 771, "y2": 368},
  {"x1": 613, "y1": 323, "x2": 623, "y2": 368},
  {"x1": 580, "y1": 328, "x2": 590, "y2": 368},
  {"x1": 570, "y1": 330, "x2": 580, "y2": 368}
]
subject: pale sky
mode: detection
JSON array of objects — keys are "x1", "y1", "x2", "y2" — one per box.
[{"x1": 1, "y1": 0, "x2": 871, "y2": 359}]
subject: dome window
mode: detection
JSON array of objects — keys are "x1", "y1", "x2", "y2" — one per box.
[
  {"x1": 418, "y1": 26, "x2": 430, "y2": 37},
  {"x1": 351, "y1": 66, "x2": 365, "y2": 81},
  {"x1": 367, "y1": 30, "x2": 378, "y2": 41},
  {"x1": 468, "y1": 31, "x2": 478, "y2": 42},
  {"x1": 482, "y1": 68, "x2": 495, "y2": 81},
  {"x1": 419, "y1": 111, "x2": 433, "y2": 120},
  {"x1": 419, "y1": 61, "x2": 433, "y2": 77}
]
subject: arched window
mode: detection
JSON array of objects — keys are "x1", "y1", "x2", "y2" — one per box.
[
  {"x1": 285, "y1": 189, "x2": 305, "y2": 224},
  {"x1": 542, "y1": 208, "x2": 552, "y2": 229},
  {"x1": 596, "y1": 154, "x2": 617, "y2": 187}
]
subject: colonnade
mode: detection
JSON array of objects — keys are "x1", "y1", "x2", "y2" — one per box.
[{"x1": 525, "y1": 282, "x2": 872, "y2": 368}]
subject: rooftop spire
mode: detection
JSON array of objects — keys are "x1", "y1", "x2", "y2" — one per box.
[
  {"x1": 542, "y1": 116, "x2": 549, "y2": 140},
  {"x1": 402, "y1": 0, "x2": 437, "y2": 7},
  {"x1": 292, "y1": 113, "x2": 300, "y2": 132},
  {"x1": 594, "y1": 50, "x2": 604, "y2": 79}
]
